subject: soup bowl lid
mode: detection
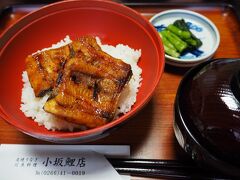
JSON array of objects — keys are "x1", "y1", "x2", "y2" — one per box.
[{"x1": 175, "y1": 58, "x2": 240, "y2": 177}]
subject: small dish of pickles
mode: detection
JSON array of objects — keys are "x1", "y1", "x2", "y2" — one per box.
[{"x1": 150, "y1": 9, "x2": 220, "y2": 67}]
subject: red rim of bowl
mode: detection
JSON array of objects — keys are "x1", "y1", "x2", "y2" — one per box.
[{"x1": 0, "y1": 0, "x2": 164, "y2": 141}]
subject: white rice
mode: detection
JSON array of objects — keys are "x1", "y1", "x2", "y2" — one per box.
[
  {"x1": 32, "y1": 35, "x2": 72, "y2": 55},
  {"x1": 20, "y1": 36, "x2": 142, "y2": 131}
]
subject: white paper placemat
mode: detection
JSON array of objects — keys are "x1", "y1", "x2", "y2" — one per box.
[{"x1": 0, "y1": 144, "x2": 130, "y2": 180}]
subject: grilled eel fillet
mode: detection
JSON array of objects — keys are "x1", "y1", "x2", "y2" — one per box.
[
  {"x1": 26, "y1": 36, "x2": 132, "y2": 128},
  {"x1": 26, "y1": 45, "x2": 70, "y2": 97}
]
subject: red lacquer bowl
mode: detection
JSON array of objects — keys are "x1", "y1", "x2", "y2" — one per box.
[{"x1": 0, "y1": 0, "x2": 164, "y2": 143}]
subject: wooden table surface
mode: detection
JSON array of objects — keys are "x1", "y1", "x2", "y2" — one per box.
[{"x1": 0, "y1": 1, "x2": 240, "y2": 179}]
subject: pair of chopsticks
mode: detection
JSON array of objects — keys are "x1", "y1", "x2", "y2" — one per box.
[{"x1": 107, "y1": 158, "x2": 229, "y2": 179}]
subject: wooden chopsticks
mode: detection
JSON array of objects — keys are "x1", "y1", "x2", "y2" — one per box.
[{"x1": 107, "y1": 158, "x2": 230, "y2": 179}]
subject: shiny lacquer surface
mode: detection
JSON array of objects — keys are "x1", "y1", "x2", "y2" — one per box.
[
  {"x1": 1, "y1": 1, "x2": 240, "y2": 179},
  {"x1": 0, "y1": 0, "x2": 164, "y2": 143},
  {"x1": 179, "y1": 59, "x2": 240, "y2": 167}
]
